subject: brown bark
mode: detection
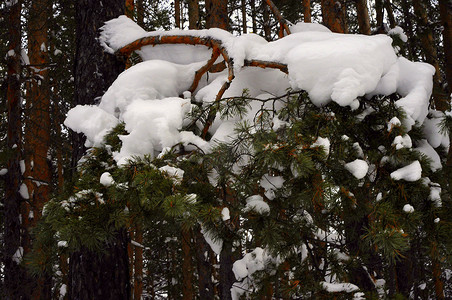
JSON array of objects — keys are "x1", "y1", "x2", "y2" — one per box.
[
  {"x1": 321, "y1": 0, "x2": 347, "y2": 33},
  {"x1": 431, "y1": 242, "x2": 445, "y2": 299},
  {"x1": 375, "y1": 0, "x2": 384, "y2": 32},
  {"x1": 136, "y1": 0, "x2": 144, "y2": 27},
  {"x1": 401, "y1": 0, "x2": 415, "y2": 60},
  {"x1": 241, "y1": 0, "x2": 247, "y2": 33},
  {"x1": 251, "y1": 0, "x2": 257, "y2": 33},
  {"x1": 4, "y1": 1, "x2": 31, "y2": 298},
  {"x1": 302, "y1": 0, "x2": 311, "y2": 23},
  {"x1": 355, "y1": 0, "x2": 371, "y2": 35},
  {"x1": 125, "y1": 0, "x2": 134, "y2": 19},
  {"x1": 188, "y1": 0, "x2": 200, "y2": 29},
  {"x1": 175, "y1": 0, "x2": 181, "y2": 28},
  {"x1": 264, "y1": 0, "x2": 291, "y2": 36},
  {"x1": 384, "y1": 0, "x2": 396, "y2": 28},
  {"x1": 413, "y1": 1, "x2": 448, "y2": 111},
  {"x1": 262, "y1": 1, "x2": 271, "y2": 40},
  {"x1": 182, "y1": 229, "x2": 194, "y2": 299},
  {"x1": 206, "y1": 0, "x2": 228, "y2": 30},
  {"x1": 133, "y1": 227, "x2": 143, "y2": 300},
  {"x1": 439, "y1": 0, "x2": 452, "y2": 96}
]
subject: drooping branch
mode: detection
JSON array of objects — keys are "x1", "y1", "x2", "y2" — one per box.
[{"x1": 188, "y1": 47, "x2": 221, "y2": 92}]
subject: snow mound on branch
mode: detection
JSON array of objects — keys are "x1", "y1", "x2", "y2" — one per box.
[
  {"x1": 390, "y1": 161, "x2": 422, "y2": 182},
  {"x1": 290, "y1": 22, "x2": 332, "y2": 33},
  {"x1": 345, "y1": 159, "x2": 369, "y2": 179},
  {"x1": 320, "y1": 282, "x2": 359, "y2": 293}
]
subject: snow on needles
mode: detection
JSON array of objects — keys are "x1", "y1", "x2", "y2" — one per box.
[{"x1": 66, "y1": 16, "x2": 440, "y2": 169}]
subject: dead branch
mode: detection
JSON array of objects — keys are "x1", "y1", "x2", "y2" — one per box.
[{"x1": 264, "y1": 0, "x2": 291, "y2": 37}]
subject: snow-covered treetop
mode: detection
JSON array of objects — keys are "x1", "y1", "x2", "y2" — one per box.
[{"x1": 65, "y1": 15, "x2": 442, "y2": 166}]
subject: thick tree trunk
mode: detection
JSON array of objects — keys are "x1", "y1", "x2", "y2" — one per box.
[
  {"x1": 321, "y1": 0, "x2": 347, "y2": 33},
  {"x1": 439, "y1": 0, "x2": 452, "y2": 96},
  {"x1": 219, "y1": 240, "x2": 235, "y2": 300},
  {"x1": 125, "y1": 0, "x2": 134, "y2": 19},
  {"x1": 181, "y1": 229, "x2": 194, "y2": 299},
  {"x1": 413, "y1": 1, "x2": 448, "y2": 111},
  {"x1": 355, "y1": 0, "x2": 371, "y2": 34},
  {"x1": 188, "y1": 0, "x2": 200, "y2": 29},
  {"x1": 206, "y1": 0, "x2": 228, "y2": 30},
  {"x1": 70, "y1": 1, "x2": 128, "y2": 298},
  {"x1": 69, "y1": 230, "x2": 130, "y2": 300},
  {"x1": 4, "y1": 1, "x2": 30, "y2": 299},
  {"x1": 302, "y1": 0, "x2": 311, "y2": 23},
  {"x1": 195, "y1": 228, "x2": 215, "y2": 299},
  {"x1": 375, "y1": 0, "x2": 384, "y2": 32}
]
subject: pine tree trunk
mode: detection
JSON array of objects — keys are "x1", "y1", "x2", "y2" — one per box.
[
  {"x1": 206, "y1": 0, "x2": 228, "y2": 30},
  {"x1": 69, "y1": 230, "x2": 130, "y2": 300},
  {"x1": 125, "y1": 0, "x2": 134, "y2": 19},
  {"x1": 384, "y1": 0, "x2": 396, "y2": 28},
  {"x1": 400, "y1": 0, "x2": 415, "y2": 60},
  {"x1": 431, "y1": 242, "x2": 445, "y2": 299},
  {"x1": 241, "y1": 0, "x2": 247, "y2": 33},
  {"x1": 195, "y1": 228, "x2": 214, "y2": 299},
  {"x1": 251, "y1": 0, "x2": 257, "y2": 33},
  {"x1": 4, "y1": 1, "x2": 31, "y2": 298},
  {"x1": 412, "y1": 1, "x2": 448, "y2": 111},
  {"x1": 219, "y1": 240, "x2": 235, "y2": 300},
  {"x1": 262, "y1": 1, "x2": 271, "y2": 40},
  {"x1": 320, "y1": 0, "x2": 347, "y2": 33},
  {"x1": 70, "y1": 1, "x2": 128, "y2": 298},
  {"x1": 302, "y1": 0, "x2": 311, "y2": 23},
  {"x1": 355, "y1": 0, "x2": 371, "y2": 34},
  {"x1": 133, "y1": 227, "x2": 143, "y2": 300},
  {"x1": 188, "y1": 0, "x2": 200, "y2": 29},
  {"x1": 182, "y1": 229, "x2": 194, "y2": 299},
  {"x1": 439, "y1": 0, "x2": 452, "y2": 96},
  {"x1": 136, "y1": 0, "x2": 144, "y2": 27},
  {"x1": 375, "y1": 0, "x2": 384, "y2": 32},
  {"x1": 175, "y1": 0, "x2": 181, "y2": 28}
]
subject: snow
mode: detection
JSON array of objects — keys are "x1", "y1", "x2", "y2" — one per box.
[
  {"x1": 403, "y1": 204, "x2": 414, "y2": 213},
  {"x1": 345, "y1": 159, "x2": 369, "y2": 179},
  {"x1": 0, "y1": 168, "x2": 7, "y2": 176},
  {"x1": 245, "y1": 195, "x2": 270, "y2": 214},
  {"x1": 388, "y1": 26, "x2": 408, "y2": 43},
  {"x1": 390, "y1": 161, "x2": 422, "y2": 182},
  {"x1": 12, "y1": 247, "x2": 23, "y2": 264},
  {"x1": 290, "y1": 22, "x2": 332, "y2": 33},
  {"x1": 259, "y1": 174, "x2": 284, "y2": 200},
  {"x1": 392, "y1": 134, "x2": 412, "y2": 150},
  {"x1": 415, "y1": 140, "x2": 442, "y2": 171},
  {"x1": 200, "y1": 226, "x2": 222, "y2": 255},
  {"x1": 57, "y1": 241, "x2": 68, "y2": 247},
  {"x1": 320, "y1": 282, "x2": 359, "y2": 293},
  {"x1": 19, "y1": 183, "x2": 29, "y2": 199},
  {"x1": 387, "y1": 117, "x2": 401, "y2": 131},
  {"x1": 311, "y1": 137, "x2": 330, "y2": 156},
  {"x1": 100, "y1": 172, "x2": 115, "y2": 187},
  {"x1": 221, "y1": 207, "x2": 230, "y2": 221},
  {"x1": 159, "y1": 165, "x2": 184, "y2": 184}
]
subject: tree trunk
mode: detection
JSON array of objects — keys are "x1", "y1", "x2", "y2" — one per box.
[
  {"x1": 175, "y1": 0, "x2": 181, "y2": 28},
  {"x1": 70, "y1": 1, "x2": 128, "y2": 298},
  {"x1": 262, "y1": 1, "x2": 271, "y2": 40},
  {"x1": 251, "y1": 0, "x2": 257, "y2": 33},
  {"x1": 355, "y1": 0, "x2": 370, "y2": 34},
  {"x1": 4, "y1": 1, "x2": 31, "y2": 299},
  {"x1": 182, "y1": 229, "x2": 194, "y2": 299},
  {"x1": 439, "y1": 0, "x2": 452, "y2": 96},
  {"x1": 400, "y1": 0, "x2": 415, "y2": 60},
  {"x1": 413, "y1": 1, "x2": 449, "y2": 111},
  {"x1": 302, "y1": 0, "x2": 311, "y2": 23},
  {"x1": 321, "y1": 0, "x2": 347, "y2": 33},
  {"x1": 219, "y1": 240, "x2": 235, "y2": 300},
  {"x1": 136, "y1": 0, "x2": 144, "y2": 27},
  {"x1": 384, "y1": 0, "x2": 396, "y2": 28},
  {"x1": 188, "y1": 0, "x2": 200, "y2": 29},
  {"x1": 69, "y1": 230, "x2": 130, "y2": 300},
  {"x1": 195, "y1": 228, "x2": 215, "y2": 299},
  {"x1": 241, "y1": 0, "x2": 247, "y2": 33},
  {"x1": 206, "y1": 0, "x2": 228, "y2": 30},
  {"x1": 133, "y1": 227, "x2": 143, "y2": 300},
  {"x1": 125, "y1": 0, "x2": 134, "y2": 19},
  {"x1": 375, "y1": 0, "x2": 384, "y2": 32}
]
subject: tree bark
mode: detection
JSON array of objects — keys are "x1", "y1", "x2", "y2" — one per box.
[
  {"x1": 181, "y1": 229, "x2": 194, "y2": 299},
  {"x1": 302, "y1": 0, "x2": 311, "y2": 23},
  {"x1": 413, "y1": 1, "x2": 449, "y2": 111},
  {"x1": 219, "y1": 240, "x2": 235, "y2": 300},
  {"x1": 69, "y1": 230, "x2": 130, "y2": 300},
  {"x1": 4, "y1": 1, "x2": 31, "y2": 299},
  {"x1": 136, "y1": 0, "x2": 144, "y2": 27},
  {"x1": 375, "y1": 0, "x2": 384, "y2": 32},
  {"x1": 251, "y1": 0, "x2": 257, "y2": 33},
  {"x1": 355, "y1": 0, "x2": 371, "y2": 34},
  {"x1": 400, "y1": 0, "x2": 415, "y2": 60},
  {"x1": 195, "y1": 228, "x2": 215, "y2": 299},
  {"x1": 321, "y1": 0, "x2": 347, "y2": 33},
  {"x1": 133, "y1": 227, "x2": 143, "y2": 300},
  {"x1": 125, "y1": 0, "x2": 134, "y2": 19},
  {"x1": 384, "y1": 0, "x2": 396, "y2": 28},
  {"x1": 175, "y1": 0, "x2": 181, "y2": 28},
  {"x1": 206, "y1": 0, "x2": 228, "y2": 30},
  {"x1": 241, "y1": 0, "x2": 247, "y2": 33},
  {"x1": 188, "y1": 0, "x2": 200, "y2": 29},
  {"x1": 439, "y1": 0, "x2": 452, "y2": 96}
]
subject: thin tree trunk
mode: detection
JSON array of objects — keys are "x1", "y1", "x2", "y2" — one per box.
[
  {"x1": 431, "y1": 242, "x2": 445, "y2": 299},
  {"x1": 182, "y1": 229, "x2": 194, "y2": 299},
  {"x1": 413, "y1": 1, "x2": 448, "y2": 111},
  {"x1": 219, "y1": 240, "x2": 235, "y2": 300},
  {"x1": 355, "y1": 0, "x2": 371, "y2": 34},
  {"x1": 320, "y1": 0, "x2": 347, "y2": 33},
  {"x1": 401, "y1": 0, "x2": 415, "y2": 60},
  {"x1": 136, "y1": 0, "x2": 144, "y2": 27},
  {"x1": 195, "y1": 228, "x2": 214, "y2": 299},
  {"x1": 375, "y1": 0, "x2": 384, "y2": 32},
  {"x1": 302, "y1": 0, "x2": 311, "y2": 23},
  {"x1": 439, "y1": 0, "x2": 452, "y2": 96},
  {"x1": 262, "y1": 1, "x2": 271, "y2": 40},
  {"x1": 4, "y1": 1, "x2": 30, "y2": 298},
  {"x1": 125, "y1": 0, "x2": 134, "y2": 19},
  {"x1": 384, "y1": 0, "x2": 396, "y2": 28},
  {"x1": 188, "y1": 0, "x2": 200, "y2": 29},
  {"x1": 251, "y1": 0, "x2": 257, "y2": 33},
  {"x1": 175, "y1": 0, "x2": 181, "y2": 28},
  {"x1": 241, "y1": 0, "x2": 247, "y2": 33}
]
